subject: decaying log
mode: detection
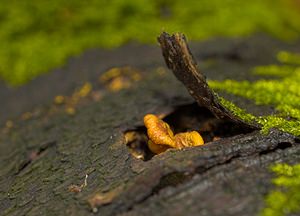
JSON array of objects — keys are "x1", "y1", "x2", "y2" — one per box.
[{"x1": 1, "y1": 34, "x2": 300, "y2": 216}]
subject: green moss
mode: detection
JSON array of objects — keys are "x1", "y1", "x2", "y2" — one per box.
[
  {"x1": 252, "y1": 65, "x2": 298, "y2": 77},
  {"x1": 217, "y1": 97, "x2": 257, "y2": 124},
  {"x1": 261, "y1": 163, "x2": 300, "y2": 216},
  {"x1": 277, "y1": 51, "x2": 300, "y2": 65},
  {"x1": 1, "y1": 0, "x2": 300, "y2": 86},
  {"x1": 208, "y1": 54, "x2": 300, "y2": 136},
  {"x1": 257, "y1": 116, "x2": 300, "y2": 136},
  {"x1": 217, "y1": 97, "x2": 300, "y2": 136}
]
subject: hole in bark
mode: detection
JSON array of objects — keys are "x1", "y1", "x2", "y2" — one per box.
[
  {"x1": 294, "y1": 138, "x2": 300, "y2": 144},
  {"x1": 277, "y1": 142, "x2": 293, "y2": 149},
  {"x1": 125, "y1": 103, "x2": 255, "y2": 161}
]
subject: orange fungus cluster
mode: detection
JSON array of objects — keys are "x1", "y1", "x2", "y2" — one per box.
[{"x1": 144, "y1": 114, "x2": 204, "y2": 154}]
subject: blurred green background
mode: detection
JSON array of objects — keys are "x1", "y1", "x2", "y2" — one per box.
[{"x1": 1, "y1": 0, "x2": 300, "y2": 86}]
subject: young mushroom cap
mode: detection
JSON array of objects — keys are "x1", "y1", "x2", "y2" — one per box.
[{"x1": 144, "y1": 114, "x2": 175, "y2": 147}]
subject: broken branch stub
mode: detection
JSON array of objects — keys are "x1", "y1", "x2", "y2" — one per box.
[{"x1": 158, "y1": 32, "x2": 259, "y2": 129}]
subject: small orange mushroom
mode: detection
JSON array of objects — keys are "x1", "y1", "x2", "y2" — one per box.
[
  {"x1": 144, "y1": 114, "x2": 175, "y2": 146},
  {"x1": 144, "y1": 114, "x2": 204, "y2": 154}
]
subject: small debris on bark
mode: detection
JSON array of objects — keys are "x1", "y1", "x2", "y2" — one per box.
[
  {"x1": 88, "y1": 186, "x2": 124, "y2": 213},
  {"x1": 68, "y1": 174, "x2": 88, "y2": 193}
]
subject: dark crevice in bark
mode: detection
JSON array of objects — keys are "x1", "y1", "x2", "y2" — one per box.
[
  {"x1": 15, "y1": 141, "x2": 56, "y2": 175},
  {"x1": 151, "y1": 172, "x2": 194, "y2": 194},
  {"x1": 125, "y1": 103, "x2": 255, "y2": 161},
  {"x1": 294, "y1": 138, "x2": 300, "y2": 143},
  {"x1": 259, "y1": 142, "x2": 293, "y2": 155}
]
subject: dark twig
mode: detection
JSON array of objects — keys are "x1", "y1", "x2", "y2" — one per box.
[{"x1": 158, "y1": 32, "x2": 259, "y2": 129}]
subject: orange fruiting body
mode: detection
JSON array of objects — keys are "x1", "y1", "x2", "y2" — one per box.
[
  {"x1": 144, "y1": 114, "x2": 204, "y2": 154},
  {"x1": 144, "y1": 114, "x2": 175, "y2": 147},
  {"x1": 147, "y1": 140, "x2": 171, "y2": 154}
]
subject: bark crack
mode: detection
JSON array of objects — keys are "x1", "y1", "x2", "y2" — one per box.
[
  {"x1": 117, "y1": 133, "x2": 297, "y2": 215},
  {"x1": 15, "y1": 140, "x2": 56, "y2": 175}
]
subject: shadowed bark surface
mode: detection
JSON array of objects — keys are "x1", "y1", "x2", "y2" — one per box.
[{"x1": 0, "y1": 35, "x2": 300, "y2": 216}]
